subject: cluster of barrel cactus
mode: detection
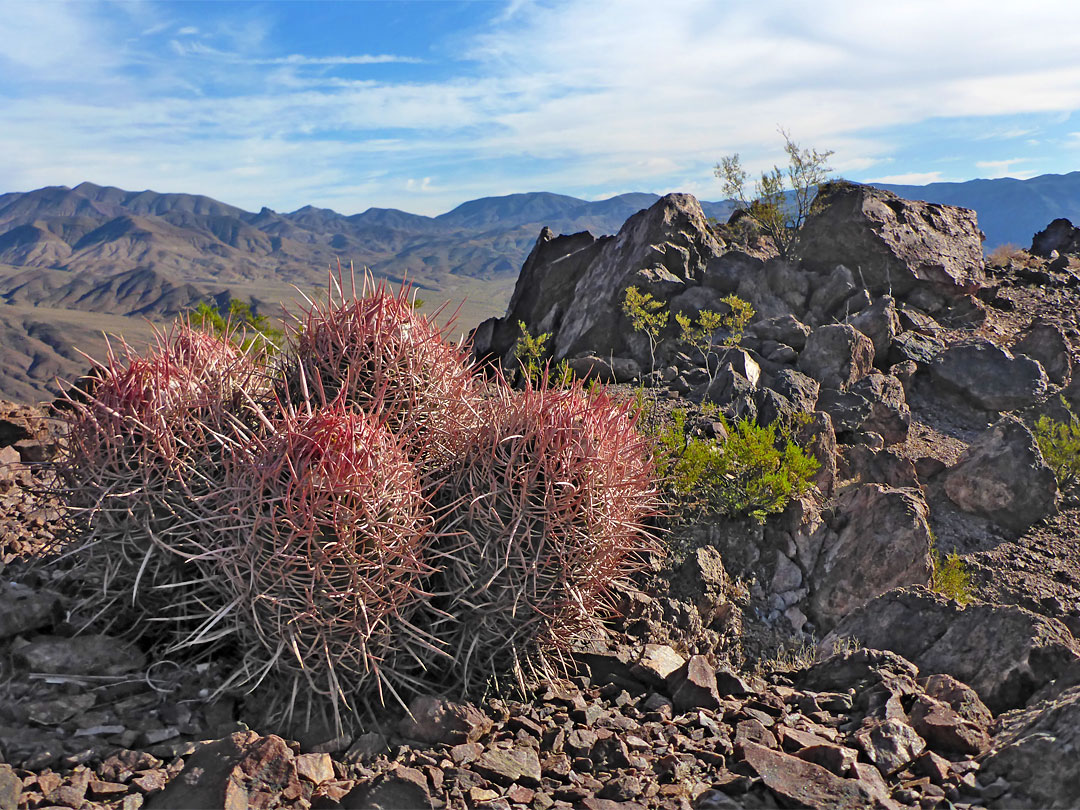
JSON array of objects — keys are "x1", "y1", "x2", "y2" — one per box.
[{"x1": 56, "y1": 277, "x2": 658, "y2": 733}]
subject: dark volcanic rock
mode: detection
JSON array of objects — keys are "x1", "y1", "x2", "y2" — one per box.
[
  {"x1": 929, "y1": 340, "x2": 1049, "y2": 412},
  {"x1": 798, "y1": 323, "x2": 875, "y2": 390},
  {"x1": 799, "y1": 181, "x2": 986, "y2": 296},
  {"x1": 942, "y1": 416, "x2": 1059, "y2": 535},
  {"x1": 808, "y1": 484, "x2": 933, "y2": 629},
  {"x1": 0, "y1": 583, "x2": 58, "y2": 640},
  {"x1": 742, "y1": 742, "x2": 884, "y2": 809},
  {"x1": 1013, "y1": 319, "x2": 1073, "y2": 386},
  {"x1": 847, "y1": 295, "x2": 901, "y2": 365},
  {"x1": 980, "y1": 683, "x2": 1080, "y2": 809},
  {"x1": 822, "y1": 587, "x2": 1080, "y2": 713},
  {"x1": 398, "y1": 696, "x2": 493, "y2": 745},
  {"x1": 1030, "y1": 217, "x2": 1080, "y2": 258},
  {"x1": 14, "y1": 635, "x2": 146, "y2": 676},
  {"x1": 476, "y1": 194, "x2": 723, "y2": 370},
  {"x1": 147, "y1": 732, "x2": 303, "y2": 810}
]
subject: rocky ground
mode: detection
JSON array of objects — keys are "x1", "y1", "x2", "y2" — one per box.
[{"x1": 2, "y1": 190, "x2": 1080, "y2": 809}]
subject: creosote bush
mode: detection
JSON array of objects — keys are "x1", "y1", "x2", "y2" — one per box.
[
  {"x1": 54, "y1": 275, "x2": 659, "y2": 735},
  {"x1": 653, "y1": 408, "x2": 819, "y2": 523},
  {"x1": 1035, "y1": 408, "x2": 1080, "y2": 492}
]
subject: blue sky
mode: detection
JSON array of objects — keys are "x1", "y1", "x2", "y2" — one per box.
[{"x1": 4, "y1": 0, "x2": 1080, "y2": 216}]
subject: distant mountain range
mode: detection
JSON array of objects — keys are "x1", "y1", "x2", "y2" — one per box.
[{"x1": 0, "y1": 172, "x2": 1077, "y2": 401}]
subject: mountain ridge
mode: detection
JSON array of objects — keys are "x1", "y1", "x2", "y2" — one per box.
[{"x1": 0, "y1": 172, "x2": 1078, "y2": 401}]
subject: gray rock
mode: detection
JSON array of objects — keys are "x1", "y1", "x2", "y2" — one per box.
[
  {"x1": 800, "y1": 182, "x2": 986, "y2": 297},
  {"x1": 1013, "y1": 319, "x2": 1072, "y2": 386},
  {"x1": 807, "y1": 265, "x2": 857, "y2": 322},
  {"x1": 703, "y1": 250, "x2": 765, "y2": 295},
  {"x1": 472, "y1": 195, "x2": 723, "y2": 371},
  {"x1": 474, "y1": 744, "x2": 542, "y2": 787},
  {"x1": 817, "y1": 387, "x2": 872, "y2": 436},
  {"x1": 888, "y1": 331, "x2": 945, "y2": 367},
  {"x1": 0, "y1": 764, "x2": 20, "y2": 810},
  {"x1": 1030, "y1": 217, "x2": 1080, "y2": 257},
  {"x1": 668, "y1": 654, "x2": 721, "y2": 712},
  {"x1": 347, "y1": 764, "x2": 433, "y2": 810},
  {"x1": 840, "y1": 446, "x2": 919, "y2": 489},
  {"x1": 628, "y1": 644, "x2": 686, "y2": 688},
  {"x1": 798, "y1": 324, "x2": 875, "y2": 390},
  {"x1": 0, "y1": 583, "x2": 58, "y2": 640},
  {"x1": 849, "y1": 373, "x2": 910, "y2": 444},
  {"x1": 808, "y1": 484, "x2": 933, "y2": 629},
  {"x1": 930, "y1": 341, "x2": 1049, "y2": 412},
  {"x1": 980, "y1": 683, "x2": 1080, "y2": 808},
  {"x1": 741, "y1": 742, "x2": 882, "y2": 810},
  {"x1": 848, "y1": 296, "x2": 901, "y2": 366},
  {"x1": 794, "y1": 411, "x2": 837, "y2": 497},
  {"x1": 566, "y1": 354, "x2": 641, "y2": 384},
  {"x1": 398, "y1": 696, "x2": 492, "y2": 745},
  {"x1": 14, "y1": 635, "x2": 145, "y2": 676},
  {"x1": 942, "y1": 416, "x2": 1059, "y2": 535},
  {"x1": 673, "y1": 546, "x2": 731, "y2": 626},
  {"x1": 821, "y1": 587, "x2": 1080, "y2": 713},
  {"x1": 908, "y1": 694, "x2": 989, "y2": 755},
  {"x1": 771, "y1": 368, "x2": 820, "y2": 412},
  {"x1": 854, "y1": 718, "x2": 925, "y2": 775},
  {"x1": 750, "y1": 314, "x2": 811, "y2": 351}
]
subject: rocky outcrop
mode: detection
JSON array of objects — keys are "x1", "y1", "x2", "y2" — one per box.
[
  {"x1": 980, "y1": 682, "x2": 1080, "y2": 808},
  {"x1": 473, "y1": 194, "x2": 724, "y2": 371},
  {"x1": 942, "y1": 416, "x2": 1059, "y2": 535},
  {"x1": 822, "y1": 587, "x2": 1080, "y2": 713},
  {"x1": 1030, "y1": 217, "x2": 1080, "y2": 258},
  {"x1": 929, "y1": 340, "x2": 1049, "y2": 412},
  {"x1": 799, "y1": 182, "x2": 986, "y2": 296},
  {"x1": 807, "y1": 485, "x2": 933, "y2": 629},
  {"x1": 797, "y1": 324, "x2": 875, "y2": 390}
]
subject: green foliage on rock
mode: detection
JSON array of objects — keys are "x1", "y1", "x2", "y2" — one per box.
[
  {"x1": 652, "y1": 408, "x2": 819, "y2": 523},
  {"x1": 715, "y1": 128, "x2": 833, "y2": 259},
  {"x1": 189, "y1": 298, "x2": 283, "y2": 354},
  {"x1": 622, "y1": 286, "x2": 667, "y2": 373},
  {"x1": 1035, "y1": 407, "x2": 1080, "y2": 491},
  {"x1": 930, "y1": 545, "x2": 974, "y2": 605}
]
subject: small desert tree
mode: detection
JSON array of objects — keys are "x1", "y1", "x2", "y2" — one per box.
[{"x1": 715, "y1": 128, "x2": 833, "y2": 260}]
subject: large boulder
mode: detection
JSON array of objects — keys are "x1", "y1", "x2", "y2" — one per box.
[
  {"x1": 929, "y1": 340, "x2": 1049, "y2": 412},
  {"x1": 808, "y1": 484, "x2": 933, "y2": 629},
  {"x1": 980, "y1": 683, "x2": 1080, "y2": 808},
  {"x1": 942, "y1": 416, "x2": 1059, "y2": 535},
  {"x1": 799, "y1": 182, "x2": 985, "y2": 297},
  {"x1": 1013, "y1": 319, "x2": 1073, "y2": 386},
  {"x1": 1030, "y1": 217, "x2": 1080, "y2": 258},
  {"x1": 474, "y1": 194, "x2": 724, "y2": 371},
  {"x1": 821, "y1": 587, "x2": 1080, "y2": 714},
  {"x1": 798, "y1": 324, "x2": 875, "y2": 390}
]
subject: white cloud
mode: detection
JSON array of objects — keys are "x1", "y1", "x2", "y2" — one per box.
[
  {"x1": 869, "y1": 172, "x2": 949, "y2": 185},
  {"x1": 5, "y1": 0, "x2": 1080, "y2": 213},
  {"x1": 975, "y1": 158, "x2": 1030, "y2": 178},
  {"x1": 247, "y1": 54, "x2": 423, "y2": 65}
]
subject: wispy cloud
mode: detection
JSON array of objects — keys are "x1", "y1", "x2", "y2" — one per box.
[
  {"x1": 4, "y1": 0, "x2": 1080, "y2": 215},
  {"x1": 246, "y1": 54, "x2": 423, "y2": 65},
  {"x1": 869, "y1": 172, "x2": 949, "y2": 185}
]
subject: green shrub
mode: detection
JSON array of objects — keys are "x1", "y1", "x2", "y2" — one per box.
[
  {"x1": 1035, "y1": 409, "x2": 1080, "y2": 491},
  {"x1": 930, "y1": 546, "x2": 974, "y2": 605},
  {"x1": 513, "y1": 320, "x2": 551, "y2": 386},
  {"x1": 622, "y1": 286, "x2": 667, "y2": 373},
  {"x1": 189, "y1": 298, "x2": 283, "y2": 354},
  {"x1": 654, "y1": 409, "x2": 819, "y2": 523}
]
